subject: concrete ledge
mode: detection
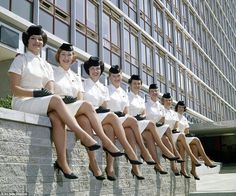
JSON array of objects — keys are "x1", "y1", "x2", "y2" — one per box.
[{"x1": 0, "y1": 107, "x2": 196, "y2": 195}]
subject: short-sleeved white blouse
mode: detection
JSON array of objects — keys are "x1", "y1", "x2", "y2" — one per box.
[
  {"x1": 53, "y1": 66, "x2": 85, "y2": 116},
  {"x1": 8, "y1": 51, "x2": 54, "y2": 116}
]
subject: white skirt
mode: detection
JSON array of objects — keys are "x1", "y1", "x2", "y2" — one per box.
[
  {"x1": 156, "y1": 124, "x2": 169, "y2": 138},
  {"x1": 137, "y1": 120, "x2": 150, "y2": 133},
  {"x1": 185, "y1": 136, "x2": 195, "y2": 144},
  {"x1": 66, "y1": 100, "x2": 84, "y2": 116},
  {"x1": 172, "y1": 133, "x2": 195, "y2": 145},
  {"x1": 12, "y1": 95, "x2": 53, "y2": 116}
]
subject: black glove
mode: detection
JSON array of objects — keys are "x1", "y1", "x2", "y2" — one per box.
[
  {"x1": 114, "y1": 111, "x2": 126, "y2": 117},
  {"x1": 62, "y1": 96, "x2": 77, "y2": 104},
  {"x1": 33, "y1": 88, "x2": 52, "y2": 97},
  {"x1": 172, "y1": 129, "x2": 180, "y2": 134},
  {"x1": 134, "y1": 114, "x2": 146, "y2": 121},
  {"x1": 156, "y1": 122, "x2": 164, "y2": 127},
  {"x1": 185, "y1": 133, "x2": 195, "y2": 137},
  {"x1": 95, "y1": 106, "x2": 110, "y2": 113}
]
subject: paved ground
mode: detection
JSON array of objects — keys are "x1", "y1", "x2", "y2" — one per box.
[{"x1": 196, "y1": 163, "x2": 236, "y2": 192}]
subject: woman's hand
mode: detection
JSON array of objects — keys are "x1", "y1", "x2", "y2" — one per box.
[{"x1": 33, "y1": 88, "x2": 52, "y2": 97}]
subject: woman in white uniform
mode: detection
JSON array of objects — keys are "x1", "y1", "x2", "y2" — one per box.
[
  {"x1": 145, "y1": 84, "x2": 184, "y2": 174},
  {"x1": 127, "y1": 75, "x2": 179, "y2": 171},
  {"x1": 8, "y1": 25, "x2": 100, "y2": 179},
  {"x1": 175, "y1": 101, "x2": 216, "y2": 180},
  {"x1": 107, "y1": 65, "x2": 156, "y2": 179},
  {"x1": 83, "y1": 57, "x2": 144, "y2": 180},
  {"x1": 161, "y1": 93, "x2": 202, "y2": 177},
  {"x1": 53, "y1": 43, "x2": 124, "y2": 180}
]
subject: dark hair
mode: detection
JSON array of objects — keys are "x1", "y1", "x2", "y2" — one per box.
[
  {"x1": 175, "y1": 101, "x2": 187, "y2": 112},
  {"x1": 22, "y1": 25, "x2": 47, "y2": 47},
  {"x1": 128, "y1": 74, "x2": 142, "y2": 84},
  {"x1": 83, "y1": 56, "x2": 104, "y2": 75}
]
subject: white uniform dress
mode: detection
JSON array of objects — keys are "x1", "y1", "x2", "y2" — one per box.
[
  {"x1": 146, "y1": 99, "x2": 170, "y2": 137},
  {"x1": 83, "y1": 78, "x2": 110, "y2": 122},
  {"x1": 8, "y1": 51, "x2": 54, "y2": 116},
  {"x1": 163, "y1": 108, "x2": 181, "y2": 144},
  {"x1": 53, "y1": 66, "x2": 84, "y2": 116},
  {"x1": 107, "y1": 84, "x2": 129, "y2": 124},
  {"x1": 127, "y1": 91, "x2": 150, "y2": 133},
  {"x1": 177, "y1": 113, "x2": 195, "y2": 144}
]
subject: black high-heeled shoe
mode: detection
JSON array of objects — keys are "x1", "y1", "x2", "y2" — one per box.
[
  {"x1": 177, "y1": 159, "x2": 185, "y2": 163},
  {"x1": 154, "y1": 166, "x2": 168, "y2": 175},
  {"x1": 54, "y1": 161, "x2": 78, "y2": 179},
  {"x1": 88, "y1": 165, "x2": 106, "y2": 180},
  {"x1": 131, "y1": 169, "x2": 145, "y2": 180},
  {"x1": 105, "y1": 167, "x2": 116, "y2": 181},
  {"x1": 205, "y1": 163, "x2": 217, "y2": 168},
  {"x1": 140, "y1": 155, "x2": 156, "y2": 165},
  {"x1": 195, "y1": 162, "x2": 202, "y2": 167},
  {"x1": 162, "y1": 154, "x2": 179, "y2": 161},
  {"x1": 81, "y1": 142, "x2": 100, "y2": 151},
  {"x1": 125, "y1": 154, "x2": 143, "y2": 165},
  {"x1": 191, "y1": 171, "x2": 200, "y2": 180},
  {"x1": 180, "y1": 170, "x2": 191, "y2": 178},
  {"x1": 103, "y1": 147, "x2": 124, "y2": 157}
]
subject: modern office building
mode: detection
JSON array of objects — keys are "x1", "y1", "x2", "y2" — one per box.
[{"x1": 0, "y1": 1, "x2": 235, "y2": 161}]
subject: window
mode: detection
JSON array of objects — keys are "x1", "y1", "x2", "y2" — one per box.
[
  {"x1": 173, "y1": 0, "x2": 181, "y2": 22},
  {"x1": 153, "y1": 3, "x2": 164, "y2": 46},
  {"x1": 192, "y1": 44, "x2": 199, "y2": 77},
  {"x1": 196, "y1": 19, "x2": 201, "y2": 46},
  {"x1": 189, "y1": 11, "x2": 195, "y2": 39},
  {"x1": 46, "y1": 47, "x2": 58, "y2": 66},
  {"x1": 75, "y1": 0, "x2": 99, "y2": 56},
  {"x1": 193, "y1": 79, "x2": 200, "y2": 113},
  {"x1": 123, "y1": 0, "x2": 137, "y2": 22},
  {"x1": 139, "y1": 0, "x2": 151, "y2": 34},
  {"x1": 141, "y1": 37, "x2": 153, "y2": 85},
  {"x1": 40, "y1": 0, "x2": 70, "y2": 42},
  {"x1": 177, "y1": 66, "x2": 185, "y2": 101},
  {"x1": 175, "y1": 28, "x2": 183, "y2": 62},
  {"x1": 165, "y1": 17, "x2": 174, "y2": 54},
  {"x1": 186, "y1": 74, "x2": 193, "y2": 109},
  {"x1": 103, "y1": 7, "x2": 120, "y2": 65},
  {"x1": 124, "y1": 23, "x2": 139, "y2": 76},
  {"x1": 0, "y1": 25, "x2": 19, "y2": 49},
  {"x1": 182, "y1": 1, "x2": 189, "y2": 31},
  {"x1": 184, "y1": 37, "x2": 191, "y2": 69},
  {"x1": 155, "y1": 49, "x2": 166, "y2": 93},
  {"x1": 167, "y1": 58, "x2": 177, "y2": 99},
  {"x1": 110, "y1": 0, "x2": 119, "y2": 7}
]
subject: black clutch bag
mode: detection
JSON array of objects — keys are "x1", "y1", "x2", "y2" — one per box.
[
  {"x1": 156, "y1": 122, "x2": 164, "y2": 127},
  {"x1": 172, "y1": 129, "x2": 180, "y2": 134},
  {"x1": 134, "y1": 114, "x2": 146, "y2": 121},
  {"x1": 185, "y1": 133, "x2": 195, "y2": 137},
  {"x1": 114, "y1": 111, "x2": 126, "y2": 117},
  {"x1": 95, "y1": 106, "x2": 110, "y2": 113}
]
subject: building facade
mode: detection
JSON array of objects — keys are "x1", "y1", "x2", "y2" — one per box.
[{"x1": 0, "y1": 0, "x2": 235, "y2": 124}]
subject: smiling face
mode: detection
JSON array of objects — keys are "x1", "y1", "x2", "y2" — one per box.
[
  {"x1": 149, "y1": 88, "x2": 159, "y2": 101},
  {"x1": 89, "y1": 65, "x2": 101, "y2": 81},
  {"x1": 176, "y1": 105, "x2": 185, "y2": 114},
  {"x1": 162, "y1": 97, "x2": 172, "y2": 108},
  {"x1": 109, "y1": 72, "x2": 122, "y2": 88},
  {"x1": 27, "y1": 35, "x2": 43, "y2": 55},
  {"x1": 130, "y1": 79, "x2": 142, "y2": 94},
  {"x1": 59, "y1": 50, "x2": 73, "y2": 70}
]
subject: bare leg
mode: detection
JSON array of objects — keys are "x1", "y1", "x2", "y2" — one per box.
[
  {"x1": 103, "y1": 124, "x2": 116, "y2": 178},
  {"x1": 143, "y1": 122, "x2": 175, "y2": 158},
  {"x1": 48, "y1": 111, "x2": 72, "y2": 174},
  {"x1": 177, "y1": 134, "x2": 200, "y2": 165},
  {"x1": 190, "y1": 138, "x2": 214, "y2": 166},
  {"x1": 125, "y1": 127, "x2": 143, "y2": 177},
  {"x1": 177, "y1": 141, "x2": 188, "y2": 176},
  {"x1": 102, "y1": 113, "x2": 139, "y2": 161},
  {"x1": 142, "y1": 131, "x2": 166, "y2": 173},
  {"x1": 123, "y1": 117, "x2": 154, "y2": 162},
  {"x1": 76, "y1": 114, "x2": 102, "y2": 176},
  {"x1": 47, "y1": 96, "x2": 97, "y2": 146},
  {"x1": 190, "y1": 144, "x2": 200, "y2": 179},
  {"x1": 76, "y1": 102, "x2": 119, "y2": 153}
]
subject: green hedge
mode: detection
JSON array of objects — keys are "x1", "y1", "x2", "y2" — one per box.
[{"x1": 0, "y1": 95, "x2": 12, "y2": 109}]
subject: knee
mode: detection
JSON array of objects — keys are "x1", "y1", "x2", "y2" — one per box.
[
  {"x1": 108, "y1": 112, "x2": 118, "y2": 120},
  {"x1": 142, "y1": 130, "x2": 151, "y2": 140},
  {"x1": 50, "y1": 95, "x2": 64, "y2": 105},
  {"x1": 77, "y1": 114, "x2": 90, "y2": 125}
]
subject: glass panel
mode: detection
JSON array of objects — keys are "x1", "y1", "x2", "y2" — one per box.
[
  {"x1": 46, "y1": 48, "x2": 58, "y2": 66},
  {"x1": 76, "y1": 0, "x2": 85, "y2": 23},
  {"x1": 0, "y1": 0, "x2": 10, "y2": 9},
  {"x1": 0, "y1": 25, "x2": 19, "y2": 49},
  {"x1": 112, "y1": 53, "x2": 120, "y2": 65},
  {"x1": 130, "y1": 34, "x2": 137, "y2": 58},
  {"x1": 55, "y1": 0, "x2": 69, "y2": 12},
  {"x1": 124, "y1": 29, "x2": 130, "y2": 53},
  {"x1": 87, "y1": 38, "x2": 98, "y2": 56},
  {"x1": 76, "y1": 31, "x2": 86, "y2": 51},
  {"x1": 111, "y1": 19, "x2": 119, "y2": 45},
  {"x1": 103, "y1": 13, "x2": 110, "y2": 40},
  {"x1": 104, "y1": 48, "x2": 110, "y2": 64},
  {"x1": 12, "y1": 0, "x2": 33, "y2": 21},
  {"x1": 55, "y1": 19, "x2": 69, "y2": 42},
  {"x1": 87, "y1": 1, "x2": 97, "y2": 31},
  {"x1": 39, "y1": 9, "x2": 53, "y2": 33}
]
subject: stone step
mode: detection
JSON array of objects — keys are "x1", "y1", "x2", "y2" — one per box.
[{"x1": 190, "y1": 191, "x2": 236, "y2": 196}]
